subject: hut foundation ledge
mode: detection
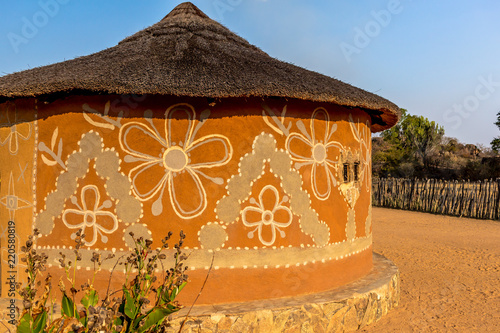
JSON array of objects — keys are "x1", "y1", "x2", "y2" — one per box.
[
  {"x1": 168, "y1": 252, "x2": 399, "y2": 332},
  {"x1": 0, "y1": 255, "x2": 398, "y2": 332}
]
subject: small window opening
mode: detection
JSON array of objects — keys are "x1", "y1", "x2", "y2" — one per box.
[
  {"x1": 354, "y1": 162, "x2": 360, "y2": 182},
  {"x1": 343, "y1": 163, "x2": 349, "y2": 182}
]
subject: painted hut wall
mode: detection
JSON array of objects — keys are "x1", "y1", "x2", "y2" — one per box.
[
  {"x1": 0, "y1": 100, "x2": 37, "y2": 297},
  {"x1": 0, "y1": 96, "x2": 373, "y2": 303}
]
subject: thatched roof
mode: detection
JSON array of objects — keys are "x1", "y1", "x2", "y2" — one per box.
[{"x1": 0, "y1": 2, "x2": 399, "y2": 131}]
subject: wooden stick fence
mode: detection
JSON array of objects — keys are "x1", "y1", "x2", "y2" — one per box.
[{"x1": 372, "y1": 178, "x2": 500, "y2": 220}]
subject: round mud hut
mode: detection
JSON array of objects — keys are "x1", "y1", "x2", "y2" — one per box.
[{"x1": 0, "y1": 2, "x2": 400, "y2": 330}]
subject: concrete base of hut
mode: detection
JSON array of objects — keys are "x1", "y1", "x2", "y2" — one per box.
[{"x1": 170, "y1": 253, "x2": 399, "y2": 332}]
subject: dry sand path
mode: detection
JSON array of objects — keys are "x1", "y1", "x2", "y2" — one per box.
[{"x1": 363, "y1": 207, "x2": 500, "y2": 332}]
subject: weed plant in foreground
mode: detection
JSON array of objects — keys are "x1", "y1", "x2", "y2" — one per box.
[{"x1": 15, "y1": 228, "x2": 189, "y2": 333}]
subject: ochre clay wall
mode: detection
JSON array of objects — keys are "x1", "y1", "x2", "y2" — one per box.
[
  {"x1": 0, "y1": 99, "x2": 36, "y2": 299},
  {"x1": 0, "y1": 95, "x2": 373, "y2": 304}
]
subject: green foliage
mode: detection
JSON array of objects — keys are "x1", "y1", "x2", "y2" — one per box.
[
  {"x1": 16, "y1": 228, "x2": 51, "y2": 333},
  {"x1": 61, "y1": 292, "x2": 79, "y2": 319},
  {"x1": 81, "y1": 289, "x2": 99, "y2": 310},
  {"x1": 381, "y1": 109, "x2": 445, "y2": 168},
  {"x1": 491, "y1": 111, "x2": 500, "y2": 152},
  {"x1": 374, "y1": 109, "x2": 499, "y2": 180},
  {"x1": 138, "y1": 308, "x2": 172, "y2": 333},
  {"x1": 372, "y1": 137, "x2": 405, "y2": 177},
  {"x1": 33, "y1": 311, "x2": 48, "y2": 332},
  {"x1": 16, "y1": 229, "x2": 189, "y2": 333},
  {"x1": 119, "y1": 231, "x2": 188, "y2": 333},
  {"x1": 491, "y1": 138, "x2": 500, "y2": 152},
  {"x1": 17, "y1": 313, "x2": 32, "y2": 333}
]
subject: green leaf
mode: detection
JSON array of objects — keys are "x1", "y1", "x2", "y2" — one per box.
[
  {"x1": 156, "y1": 285, "x2": 164, "y2": 302},
  {"x1": 113, "y1": 314, "x2": 125, "y2": 330},
  {"x1": 169, "y1": 287, "x2": 177, "y2": 302},
  {"x1": 166, "y1": 303, "x2": 180, "y2": 312},
  {"x1": 61, "y1": 293, "x2": 79, "y2": 318},
  {"x1": 161, "y1": 290, "x2": 170, "y2": 304},
  {"x1": 124, "y1": 289, "x2": 137, "y2": 319},
  {"x1": 137, "y1": 308, "x2": 171, "y2": 333},
  {"x1": 132, "y1": 313, "x2": 147, "y2": 330},
  {"x1": 177, "y1": 281, "x2": 187, "y2": 295},
  {"x1": 80, "y1": 315, "x2": 87, "y2": 328},
  {"x1": 33, "y1": 310, "x2": 48, "y2": 333},
  {"x1": 170, "y1": 281, "x2": 187, "y2": 301},
  {"x1": 17, "y1": 312, "x2": 32, "y2": 333},
  {"x1": 81, "y1": 288, "x2": 99, "y2": 308}
]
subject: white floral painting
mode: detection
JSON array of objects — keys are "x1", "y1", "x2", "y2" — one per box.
[
  {"x1": 62, "y1": 185, "x2": 119, "y2": 246},
  {"x1": 119, "y1": 103, "x2": 233, "y2": 218},
  {"x1": 242, "y1": 185, "x2": 293, "y2": 246},
  {"x1": 285, "y1": 107, "x2": 343, "y2": 200}
]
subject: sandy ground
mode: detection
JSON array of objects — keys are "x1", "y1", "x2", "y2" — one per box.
[{"x1": 363, "y1": 207, "x2": 500, "y2": 332}]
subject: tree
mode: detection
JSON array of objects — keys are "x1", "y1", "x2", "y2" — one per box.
[
  {"x1": 372, "y1": 136, "x2": 405, "y2": 177},
  {"x1": 491, "y1": 111, "x2": 500, "y2": 153},
  {"x1": 381, "y1": 109, "x2": 445, "y2": 169}
]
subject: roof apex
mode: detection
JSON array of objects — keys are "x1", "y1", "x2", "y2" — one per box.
[{"x1": 161, "y1": 2, "x2": 209, "y2": 21}]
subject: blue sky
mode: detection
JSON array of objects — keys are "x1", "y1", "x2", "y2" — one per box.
[{"x1": 1, "y1": 0, "x2": 500, "y2": 147}]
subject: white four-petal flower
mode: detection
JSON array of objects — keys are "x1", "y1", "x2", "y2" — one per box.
[
  {"x1": 242, "y1": 185, "x2": 293, "y2": 246},
  {"x1": 62, "y1": 185, "x2": 118, "y2": 246}
]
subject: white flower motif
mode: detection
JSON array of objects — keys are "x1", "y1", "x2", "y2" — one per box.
[
  {"x1": 285, "y1": 107, "x2": 343, "y2": 200},
  {"x1": 119, "y1": 103, "x2": 233, "y2": 218},
  {"x1": 62, "y1": 185, "x2": 118, "y2": 246},
  {"x1": 242, "y1": 185, "x2": 293, "y2": 246}
]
